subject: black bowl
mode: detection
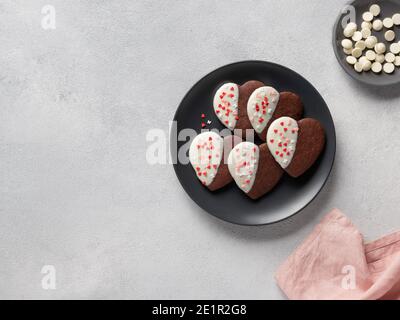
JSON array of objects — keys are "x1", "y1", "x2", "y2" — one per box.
[{"x1": 333, "y1": 0, "x2": 400, "y2": 86}]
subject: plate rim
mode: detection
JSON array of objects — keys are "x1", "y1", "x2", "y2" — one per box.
[
  {"x1": 171, "y1": 60, "x2": 336, "y2": 226},
  {"x1": 332, "y1": 0, "x2": 400, "y2": 87}
]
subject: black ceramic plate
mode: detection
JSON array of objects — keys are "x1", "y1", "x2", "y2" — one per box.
[
  {"x1": 172, "y1": 61, "x2": 336, "y2": 226},
  {"x1": 333, "y1": 0, "x2": 400, "y2": 86}
]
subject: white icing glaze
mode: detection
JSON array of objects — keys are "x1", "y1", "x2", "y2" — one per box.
[
  {"x1": 247, "y1": 86, "x2": 279, "y2": 134},
  {"x1": 228, "y1": 142, "x2": 259, "y2": 193},
  {"x1": 213, "y1": 83, "x2": 239, "y2": 130},
  {"x1": 189, "y1": 132, "x2": 224, "y2": 186},
  {"x1": 267, "y1": 117, "x2": 298, "y2": 169}
]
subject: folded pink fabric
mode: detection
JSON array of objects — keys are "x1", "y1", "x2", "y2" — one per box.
[{"x1": 275, "y1": 209, "x2": 400, "y2": 300}]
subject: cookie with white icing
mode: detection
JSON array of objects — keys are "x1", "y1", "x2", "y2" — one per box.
[
  {"x1": 247, "y1": 86, "x2": 280, "y2": 134},
  {"x1": 213, "y1": 83, "x2": 240, "y2": 131},
  {"x1": 267, "y1": 117, "x2": 325, "y2": 178},
  {"x1": 236, "y1": 81, "x2": 265, "y2": 138},
  {"x1": 228, "y1": 142, "x2": 283, "y2": 200},
  {"x1": 213, "y1": 81, "x2": 265, "y2": 137},
  {"x1": 189, "y1": 132, "x2": 241, "y2": 191},
  {"x1": 250, "y1": 90, "x2": 304, "y2": 142}
]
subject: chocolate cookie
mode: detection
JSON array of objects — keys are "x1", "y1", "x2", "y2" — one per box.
[
  {"x1": 267, "y1": 117, "x2": 325, "y2": 178},
  {"x1": 213, "y1": 81, "x2": 264, "y2": 138},
  {"x1": 247, "y1": 89, "x2": 304, "y2": 141},
  {"x1": 258, "y1": 92, "x2": 303, "y2": 141},
  {"x1": 228, "y1": 142, "x2": 283, "y2": 200},
  {"x1": 189, "y1": 132, "x2": 242, "y2": 191},
  {"x1": 236, "y1": 81, "x2": 265, "y2": 138}
]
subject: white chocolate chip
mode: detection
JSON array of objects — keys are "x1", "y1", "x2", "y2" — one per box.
[
  {"x1": 354, "y1": 62, "x2": 363, "y2": 73},
  {"x1": 372, "y1": 62, "x2": 383, "y2": 73},
  {"x1": 363, "y1": 11, "x2": 374, "y2": 22},
  {"x1": 385, "y1": 30, "x2": 396, "y2": 42},
  {"x1": 361, "y1": 28, "x2": 371, "y2": 39},
  {"x1": 394, "y1": 56, "x2": 400, "y2": 67},
  {"x1": 390, "y1": 43, "x2": 400, "y2": 54},
  {"x1": 383, "y1": 18, "x2": 394, "y2": 28},
  {"x1": 341, "y1": 39, "x2": 353, "y2": 49},
  {"x1": 343, "y1": 48, "x2": 353, "y2": 55},
  {"x1": 352, "y1": 31, "x2": 363, "y2": 42},
  {"x1": 375, "y1": 54, "x2": 385, "y2": 63},
  {"x1": 365, "y1": 36, "x2": 378, "y2": 48},
  {"x1": 359, "y1": 56, "x2": 368, "y2": 64},
  {"x1": 343, "y1": 22, "x2": 357, "y2": 38},
  {"x1": 383, "y1": 62, "x2": 395, "y2": 74},
  {"x1": 370, "y1": 4, "x2": 381, "y2": 17},
  {"x1": 373, "y1": 19, "x2": 383, "y2": 31},
  {"x1": 362, "y1": 59, "x2": 372, "y2": 71},
  {"x1": 346, "y1": 56, "x2": 357, "y2": 65},
  {"x1": 366, "y1": 50, "x2": 376, "y2": 61},
  {"x1": 393, "y1": 13, "x2": 400, "y2": 25},
  {"x1": 361, "y1": 21, "x2": 372, "y2": 30},
  {"x1": 355, "y1": 40, "x2": 366, "y2": 50},
  {"x1": 352, "y1": 47, "x2": 363, "y2": 58},
  {"x1": 375, "y1": 43, "x2": 386, "y2": 54},
  {"x1": 385, "y1": 52, "x2": 396, "y2": 63}
]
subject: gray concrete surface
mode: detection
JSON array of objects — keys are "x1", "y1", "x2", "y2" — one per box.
[{"x1": 1, "y1": 0, "x2": 400, "y2": 299}]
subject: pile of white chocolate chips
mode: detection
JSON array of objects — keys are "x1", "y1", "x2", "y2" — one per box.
[{"x1": 342, "y1": 3, "x2": 400, "y2": 74}]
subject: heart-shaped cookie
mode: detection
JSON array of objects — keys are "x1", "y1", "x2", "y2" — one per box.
[
  {"x1": 189, "y1": 132, "x2": 242, "y2": 191},
  {"x1": 248, "y1": 90, "x2": 304, "y2": 141},
  {"x1": 213, "y1": 83, "x2": 240, "y2": 130},
  {"x1": 228, "y1": 142, "x2": 283, "y2": 200},
  {"x1": 236, "y1": 81, "x2": 265, "y2": 138},
  {"x1": 267, "y1": 117, "x2": 325, "y2": 178},
  {"x1": 214, "y1": 81, "x2": 264, "y2": 137}
]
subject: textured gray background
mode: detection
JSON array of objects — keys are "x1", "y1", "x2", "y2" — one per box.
[{"x1": 1, "y1": 0, "x2": 399, "y2": 300}]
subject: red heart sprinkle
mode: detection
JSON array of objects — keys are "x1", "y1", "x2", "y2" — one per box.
[
  {"x1": 274, "y1": 129, "x2": 278, "y2": 134},
  {"x1": 270, "y1": 139, "x2": 274, "y2": 144},
  {"x1": 280, "y1": 122, "x2": 284, "y2": 126}
]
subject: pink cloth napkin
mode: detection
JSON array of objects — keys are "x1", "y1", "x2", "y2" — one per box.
[{"x1": 275, "y1": 209, "x2": 400, "y2": 300}]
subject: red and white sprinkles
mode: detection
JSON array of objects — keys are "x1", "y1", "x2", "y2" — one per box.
[
  {"x1": 267, "y1": 117, "x2": 298, "y2": 169},
  {"x1": 189, "y1": 132, "x2": 224, "y2": 186},
  {"x1": 227, "y1": 142, "x2": 259, "y2": 193},
  {"x1": 247, "y1": 87, "x2": 280, "y2": 134},
  {"x1": 213, "y1": 83, "x2": 239, "y2": 130}
]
